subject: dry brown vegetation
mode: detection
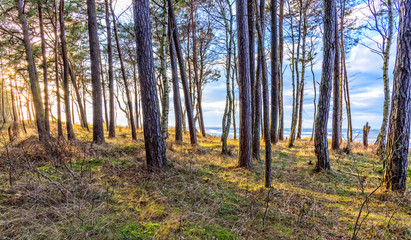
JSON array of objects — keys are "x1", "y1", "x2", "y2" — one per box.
[{"x1": 0, "y1": 124, "x2": 410, "y2": 239}]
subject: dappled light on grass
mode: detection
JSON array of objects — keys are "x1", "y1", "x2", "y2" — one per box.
[{"x1": 0, "y1": 126, "x2": 410, "y2": 239}]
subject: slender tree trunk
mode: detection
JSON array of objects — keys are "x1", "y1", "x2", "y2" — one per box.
[
  {"x1": 253, "y1": 44, "x2": 262, "y2": 161},
  {"x1": 160, "y1": 1, "x2": 170, "y2": 139},
  {"x1": 270, "y1": 0, "x2": 278, "y2": 144},
  {"x1": 383, "y1": 0, "x2": 411, "y2": 193},
  {"x1": 87, "y1": 0, "x2": 105, "y2": 144},
  {"x1": 314, "y1": 0, "x2": 336, "y2": 171},
  {"x1": 133, "y1": 63, "x2": 140, "y2": 130},
  {"x1": 16, "y1": 0, "x2": 48, "y2": 142},
  {"x1": 190, "y1": 0, "x2": 206, "y2": 137},
  {"x1": 111, "y1": 5, "x2": 136, "y2": 140},
  {"x1": 248, "y1": 0, "x2": 255, "y2": 138},
  {"x1": 168, "y1": 0, "x2": 197, "y2": 145},
  {"x1": 132, "y1": 0, "x2": 168, "y2": 171},
  {"x1": 296, "y1": 7, "x2": 307, "y2": 140},
  {"x1": 310, "y1": 47, "x2": 317, "y2": 142},
  {"x1": 38, "y1": 1, "x2": 50, "y2": 134},
  {"x1": 168, "y1": 21, "x2": 183, "y2": 143},
  {"x1": 99, "y1": 48, "x2": 109, "y2": 131},
  {"x1": 278, "y1": 0, "x2": 284, "y2": 141},
  {"x1": 10, "y1": 77, "x2": 19, "y2": 139},
  {"x1": 232, "y1": 49, "x2": 237, "y2": 140},
  {"x1": 106, "y1": 0, "x2": 115, "y2": 138},
  {"x1": 54, "y1": 0, "x2": 63, "y2": 138},
  {"x1": 376, "y1": 0, "x2": 394, "y2": 156},
  {"x1": 256, "y1": 0, "x2": 271, "y2": 186},
  {"x1": 332, "y1": 2, "x2": 341, "y2": 150},
  {"x1": 236, "y1": 0, "x2": 253, "y2": 169},
  {"x1": 59, "y1": 0, "x2": 75, "y2": 140}
]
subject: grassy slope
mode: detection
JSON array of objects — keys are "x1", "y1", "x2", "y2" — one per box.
[{"x1": 0, "y1": 124, "x2": 410, "y2": 239}]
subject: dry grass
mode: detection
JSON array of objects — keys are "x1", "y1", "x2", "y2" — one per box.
[{"x1": 0, "y1": 124, "x2": 410, "y2": 239}]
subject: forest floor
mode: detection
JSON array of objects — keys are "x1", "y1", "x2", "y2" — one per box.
[{"x1": 0, "y1": 124, "x2": 410, "y2": 240}]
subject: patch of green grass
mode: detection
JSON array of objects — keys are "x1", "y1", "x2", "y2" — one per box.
[{"x1": 120, "y1": 222, "x2": 160, "y2": 240}]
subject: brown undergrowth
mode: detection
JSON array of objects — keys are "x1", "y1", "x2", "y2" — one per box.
[{"x1": 0, "y1": 124, "x2": 410, "y2": 239}]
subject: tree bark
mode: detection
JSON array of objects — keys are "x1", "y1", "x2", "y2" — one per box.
[
  {"x1": 236, "y1": 0, "x2": 253, "y2": 169},
  {"x1": 278, "y1": 0, "x2": 284, "y2": 141},
  {"x1": 54, "y1": 0, "x2": 63, "y2": 138},
  {"x1": 383, "y1": 0, "x2": 411, "y2": 193},
  {"x1": 16, "y1": 0, "x2": 48, "y2": 142},
  {"x1": 248, "y1": 0, "x2": 255, "y2": 137},
  {"x1": 270, "y1": 0, "x2": 278, "y2": 144},
  {"x1": 105, "y1": 0, "x2": 115, "y2": 138},
  {"x1": 363, "y1": 122, "x2": 370, "y2": 149},
  {"x1": 59, "y1": 0, "x2": 75, "y2": 140},
  {"x1": 38, "y1": 1, "x2": 50, "y2": 134},
  {"x1": 168, "y1": 0, "x2": 197, "y2": 145},
  {"x1": 375, "y1": 0, "x2": 394, "y2": 157},
  {"x1": 256, "y1": 0, "x2": 271, "y2": 187},
  {"x1": 314, "y1": 0, "x2": 336, "y2": 171},
  {"x1": 160, "y1": 1, "x2": 170, "y2": 139},
  {"x1": 133, "y1": 0, "x2": 168, "y2": 170},
  {"x1": 332, "y1": 1, "x2": 341, "y2": 150},
  {"x1": 87, "y1": 0, "x2": 105, "y2": 144}
]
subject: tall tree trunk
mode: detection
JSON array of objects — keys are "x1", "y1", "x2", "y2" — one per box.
[
  {"x1": 256, "y1": 0, "x2": 271, "y2": 187},
  {"x1": 232, "y1": 46, "x2": 237, "y2": 140},
  {"x1": 111, "y1": 5, "x2": 136, "y2": 140},
  {"x1": 253, "y1": 44, "x2": 262, "y2": 161},
  {"x1": 54, "y1": 0, "x2": 63, "y2": 138},
  {"x1": 99, "y1": 48, "x2": 109, "y2": 131},
  {"x1": 160, "y1": 1, "x2": 170, "y2": 139},
  {"x1": 296, "y1": 7, "x2": 307, "y2": 140},
  {"x1": 38, "y1": 1, "x2": 49, "y2": 134},
  {"x1": 375, "y1": 0, "x2": 394, "y2": 156},
  {"x1": 105, "y1": 0, "x2": 115, "y2": 138},
  {"x1": 133, "y1": 63, "x2": 140, "y2": 130},
  {"x1": 270, "y1": 0, "x2": 278, "y2": 144},
  {"x1": 222, "y1": 1, "x2": 234, "y2": 155},
  {"x1": 191, "y1": 0, "x2": 206, "y2": 137},
  {"x1": 168, "y1": 21, "x2": 183, "y2": 143},
  {"x1": 332, "y1": 2, "x2": 341, "y2": 150},
  {"x1": 278, "y1": 0, "x2": 284, "y2": 141},
  {"x1": 168, "y1": 0, "x2": 197, "y2": 145},
  {"x1": 87, "y1": 0, "x2": 105, "y2": 144},
  {"x1": 59, "y1": 0, "x2": 75, "y2": 140},
  {"x1": 310, "y1": 49, "x2": 317, "y2": 142},
  {"x1": 10, "y1": 77, "x2": 19, "y2": 139},
  {"x1": 314, "y1": 0, "x2": 336, "y2": 171},
  {"x1": 248, "y1": 0, "x2": 255, "y2": 138},
  {"x1": 236, "y1": 0, "x2": 253, "y2": 169},
  {"x1": 16, "y1": 0, "x2": 48, "y2": 142},
  {"x1": 383, "y1": 0, "x2": 411, "y2": 193},
  {"x1": 132, "y1": 0, "x2": 168, "y2": 170}
]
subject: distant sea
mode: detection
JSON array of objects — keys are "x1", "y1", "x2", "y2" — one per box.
[{"x1": 205, "y1": 127, "x2": 381, "y2": 144}]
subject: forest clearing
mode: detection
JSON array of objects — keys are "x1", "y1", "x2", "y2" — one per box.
[{"x1": 0, "y1": 125, "x2": 410, "y2": 239}]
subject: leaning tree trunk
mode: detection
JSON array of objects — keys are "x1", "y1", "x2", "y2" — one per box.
[
  {"x1": 296, "y1": 8, "x2": 307, "y2": 140},
  {"x1": 59, "y1": 0, "x2": 75, "y2": 140},
  {"x1": 111, "y1": 5, "x2": 136, "y2": 140},
  {"x1": 314, "y1": 0, "x2": 336, "y2": 171},
  {"x1": 236, "y1": 0, "x2": 253, "y2": 169},
  {"x1": 105, "y1": 0, "x2": 115, "y2": 138},
  {"x1": 383, "y1": 0, "x2": 410, "y2": 193},
  {"x1": 133, "y1": 0, "x2": 168, "y2": 170},
  {"x1": 16, "y1": 0, "x2": 48, "y2": 143},
  {"x1": 332, "y1": 1, "x2": 340, "y2": 150},
  {"x1": 375, "y1": 0, "x2": 394, "y2": 157},
  {"x1": 270, "y1": 0, "x2": 278, "y2": 144},
  {"x1": 38, "y1": 1, "x2": 50, "y2": 134},
  {"x1": 168, "y1": 0, "x2": 197, "y2": 145},
  {"x1": 87, "y1": 0, "x2": 105, "y2": 144},
  {"x1": 168, "y1": 24, "x2": 183, "y2": 142}
]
